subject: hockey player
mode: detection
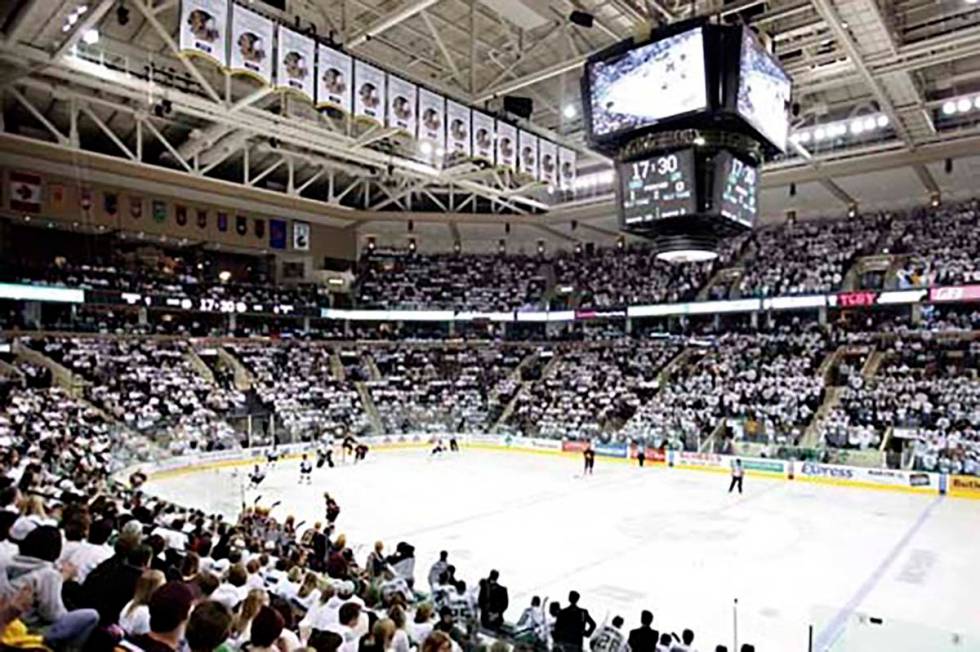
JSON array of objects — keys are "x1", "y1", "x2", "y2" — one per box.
[
  {"x1": 249, "y1": 464, "x2": 266, "y2": 488},
  {"x1": 447, "y1": 580, "x2": 479, "y2": 637},
  {"x1": 431, "y1": 437, "x2": 446, "y2": 457},
  {"x1": 729, "y1": 459, "x2": 744, "y2": 494},
  {"x1": 299, "y1": 454, "x2": 313, "y2": 484},
  {"x1": 590, "y1": 616, "x2": 628, "y2": 652},
  {"x1": 583, "y1": 446, "x2": 596, "y2": 475},
  {"x1": 342, "y1": 435, "x2": 357, "y2": 461},
  {"x1": 354, "y1": 443, "x2": 369, "y2": 463},
  {"x1": 266, "y1": 446, "x2": 280, "y2": 467},
  {"x1": 324, "y1": 492, "x2": 341, "y2": 523},
  {"x1": 316, "y1": 444, "x2": 334, "y2": 469},
  {"x1": 449, "y1": 435, "x2": 459, "y2": 453}
]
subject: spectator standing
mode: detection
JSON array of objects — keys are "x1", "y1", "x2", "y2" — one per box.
[
  {"x1": 628, "y1": 610, "x2": 659, "y2": 652},
  {"x1": 553, "y1": 591, "x2": 596, "y2": 652},
  {"x1": 477, "y1": 570, "x2": 508, "y2": 630}
]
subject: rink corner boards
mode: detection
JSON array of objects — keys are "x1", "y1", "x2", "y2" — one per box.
[{"x1": 117, "y1": 435, "x2": 980, "y2": 500}]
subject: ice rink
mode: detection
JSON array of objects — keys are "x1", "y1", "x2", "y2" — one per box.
[{"x1": 145, "y1": 446, "x2": 980, "y2": 651}]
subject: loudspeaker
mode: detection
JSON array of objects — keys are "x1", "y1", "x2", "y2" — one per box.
[
  {"x1": 569, "y1": 10, "x2": 594, "y2": 28},
  {"x1": 503, "y1": 96, "x2": 533, "y2": 120}
]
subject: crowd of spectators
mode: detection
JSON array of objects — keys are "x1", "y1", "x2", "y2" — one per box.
[
  {"x1": 367, "y1": 346, "x2": 527, "y2": 434},
  {"x1": 227, "y1": 342, "x2": 372, "y2": 440},
  {"x1": 30, "y1": 338, "x2": 245, "y2": 454},
  {"x1": 893, "y1": 199, "x2": 980, "y2": 289},
  {"x1": 623, "y1": 330, "x2": 829, "y2": 450},
  {"x1": 507, "y1": 343, "x2": 677, "y2": 441}
]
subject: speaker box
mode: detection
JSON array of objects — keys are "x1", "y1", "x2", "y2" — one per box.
[{"x1": 503, "y1": 96, "x2": 533, "y2": 120}]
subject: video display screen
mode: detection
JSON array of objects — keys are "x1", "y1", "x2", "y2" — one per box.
[
  {"x1": 588, "y1": 27, "x2": 707, "y2": 138},
  {"x1": 714, "y1": 150, "x2": 758, "y2": 227},
  {"x1": 737, "y1": 29, "x2": 791, "y2": 152},
  {"x1": 619, "y1": 149, "x2": 696, "y2": 225}
]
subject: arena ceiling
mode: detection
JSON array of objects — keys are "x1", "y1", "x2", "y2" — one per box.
[{"x1": 2, "y1": 0, "x2": 980, "y2": 252}]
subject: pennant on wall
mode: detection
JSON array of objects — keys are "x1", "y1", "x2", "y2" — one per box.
[
  {"x1": 130, "y1": 196, "x2": 143, "y2": 219},
  {"x1": 269, "y1": 218, "x2": 287, "y2": 250},
  {"x1": 418, "y1": 88, "x2": 445, "y2": 150},
  {"x1": 386, "y1": 75, "x2": 417, "y2": 136},
  {"x1": 152, "y1": 200, "x2": 167, "y2": 223},
  {"x1": 254, "y1": 218, "x2": 265, "y2": 239},
  {"x1": 104, "y1": 191, "x2": 119, "y2": 216},
  {"x1": 217, "y1": 211, "x2": 228, "y2": 232},
  {"x1": 50, "y1": 184, "x2": 66, "y2": 211},
  {"x1": 229, "y1": 3, "x2": 272, "y2": 84},
  {"x1": 235, "y1": 215, "x2": 247, "y2": 235},
  {"x1": 293, "y1": 221, "x2": 310, "y2": 251},
  {"x1": 496, "y1": 121, "x2": 517, "y2": 171},
  {"x1": 539, "y1": 140, "x2": 558, "y2": 187},
  {"x1": 176, "y1": 204, "x2": 188, "y2": 226},
  {"x1": 518, "y1": 131, "x2": 539, "y2": 179},
  {"x1": 196, "y1": 208, "x2": 208, "y2": 229},
  {"x1": 558, "y1": 147, "x2": 577, "y2": 191},
  {"x1": 178, "y1": 0, "x2": 229, "y2": 66},
  {"x1": 9, "y1": 171, "x2": 41, "y2": 213}
]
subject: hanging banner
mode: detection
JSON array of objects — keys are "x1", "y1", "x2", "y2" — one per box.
[
  {"x1": 179, "y1": 0, "x2": 228, "y2": 66},
  {"x1": 386, "y1": 75, "x2": 418, "y2": 136},
  {"x1": 446, "y1": 100, "x2": 471, "y2": 157},
  {"x1": 472, "y1": 111, "x2": 495, "y2": 163},
  {"x1": 418, "y1": 88, "x2": 445, "y2": 149},
  {"x1": 354, "y1": 60, "x2": 386, "y2": 124},
  {"x1": 269, "y1": 219, "x2": 287, "y2": 250},
  {"x1": 518, "y1": 130, "x2": 538, "y2": 179},
  {"x1": 558, "y1": 147, "x2": 577, "y2": 190},
  {"x1": 276, "y1": 26, "x2": 314, "y2": 101},
  {"x1": 293, "y1": 221, "x2": 310, "y2": 251},
  {"x1": 539, "y1": 140, "x2": 558, "y2": 186},
  {"x1": 496, "y1": 121, "x2": 517, "y2": 171},
  {"x1": 316, "y1": 45, "x2": 353, "y2": 113},
  {"x1": 229, "y1": 3, "x2": 272, "y2": 84}
]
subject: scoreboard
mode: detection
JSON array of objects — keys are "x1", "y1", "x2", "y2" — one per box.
[
  {"x1": 619, "y1": 150, "x2": 696, "y2": 225},
  {"x1": 714, "y1": 150, "x2": 759, "y2": 227}
]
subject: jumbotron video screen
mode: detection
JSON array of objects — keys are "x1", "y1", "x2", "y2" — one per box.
[
  {"x1": 587, "y1": 27, "x2": 707, "y2": 138},
  {"x1": 737, "y1": 29, "x2": 792, "y2": 152},
  {"x1": 714, "y1": 150, "x2": 759, "y2": 227}
]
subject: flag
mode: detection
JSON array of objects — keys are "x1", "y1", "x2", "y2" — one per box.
[
  {"x1": 217, "y1": 212, "x2": 228, "y2": 232},
  {"x1": 196, "y1": 209, "x2": 207, "y2": 229},
  {"x1": 269, "y1": 219, "x2": 286, "y2": 249},
  {"x1": 293, "y1": 221, "x2": 310, "y2": 251},
  {"x1": 130, "y1": 196, "x2": 143, "y2": 219},
  {"x1": 9, "y1": 171, "x2": 41, "y2": 213},
  {"x1": 175, "y1": 204, "x2": 188, "y2": 226},
  {"x1": 152, "y1": 200, "x2": 167, "y2": 223},
  {"x1": 254, "y1": 218, "x2": 265, "y2": 239},
  {"x1": 104, "y1": 192, "x2": 119, "y2": 216},
  {"x1": 235, "y1": 215, "x2": 247, "y2": 235}
]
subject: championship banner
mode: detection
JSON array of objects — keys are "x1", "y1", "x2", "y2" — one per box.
[
  {"x1": 386, "y1": 75, "x2": 417, "y2": 136},
  {"x1": 269, "y1": 218, "x2": 287, "y2": 250},
  {"x1": 316, "y1": 45, "x2": 353, "y2": 112},
  {"x1": 518, "y1": 130, "x2": 538, "y2": 179},
  {"x1": 446, "y1": 100, "x2": 471, "y2": 157},
  {"x1": 496, "y1": 121, "x2": 517, "y2": 171},
  {"x1": 179, "y1": 0, "x2": 228, "y2": 66},
  {"x1": 292, "y1": 221, "x2": 310, "y2": 251},
  {"x1": 472, "y1": 111, "x2": 495, "y2": 162},
  {"x1": 353, "y1": 60, "x2": 386, "y2": 124},
  {"x1": 538, "y1": 139, "x2": 558, "y2": 186},
  {"x1": 418, "y1": 88, "x2": 446, "y2": 149},
  {"x1": 558, "y1": 147, "x2": 577, "y2": 190},
  {"x1": 229, "y1": 3, "x2": 272, "y2": 84},
  {"x1": 275, "y1": 26, "x2": 314, "y2": 101}
]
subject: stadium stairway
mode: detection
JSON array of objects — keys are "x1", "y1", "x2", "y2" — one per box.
[
  {"x1": 185, "y1": 347, "x2": 215, "y2": 383},
  {"x1": 215, "y1": 346, "x2": 253, "y2": 391},
  {"x1": 15, "y1": 340, "x2": 87, "y2": 399},
  {"x1": 862, "y1": 348, "x2": 887, "y2": 378},
  {"x1": 0, "y1": 359, "x2": 21, "y2": 380},
  {"x1": 364, "y1": 354, "x2": 382, "y2": 382},
  {"x1": 491, "y1": 351, "x2": 563, "y2": 434},
  {"x1": 355, "y1": 380, "x2": 384, "y2": 434},
  {"x1": 800, "y1": 386, "x2": 843, "y2": 449},
  {"x1": 330, "y1": 349, "x2": 346, "y2": 381},
  {"x1": 696, "y1": 267, "x2": 743, "y2": 301}
]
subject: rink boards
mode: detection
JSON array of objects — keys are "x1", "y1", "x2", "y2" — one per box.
[{"x1": 118, "y1": 434, "x2": 980, "y2": 500}]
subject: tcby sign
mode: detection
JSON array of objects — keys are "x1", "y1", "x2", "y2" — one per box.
[
  {"x1": 836, "y1": 291, "x2": 878, "y2": 308},
  {"x1": 930, "y1": 285, "x2": 980, "y2": 303}
]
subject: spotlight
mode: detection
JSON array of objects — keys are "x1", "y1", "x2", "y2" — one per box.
[
  {"x1": 218, "y1": 270, "x2": 232, "y2": 282},
  {"x1": 420, "y1": 141, "x2": 433, "y2": 155},
  {"x1": 82, "y1": 28, "x2": 99, "y2": 44},
  {"x1": 813, "y1": 128, "x2": 826, "y2": 141},
  {"x1": 693, "y1": 135, "x2": 706, "y2": 146},
  {"x1": 408, "y1": 238, "x2": 417, "y2": 253},
  {"x1": 863, "y1": 116, "x2": 876, "y2": 131},
  {"x1": 957, "y1": 98, "x2": 972, "y2": 113},
  {"x1": 453, "y1": 241, "x2": 461, "y2": 254},
  {"x1": 536, "y1": 240, "x2": 544, "y2": 254},
  {"x1": 498, "y1": 239, "x2": 506, "y2": 254},
  {"x1": 975, "y1": 96, "x2": 980, "y2": 110},
  {"x1": 849, "y1": 120, "x2": 864, "y2": 135},
  {"x1": 876, "y1": 115, "x2": 889, "y2": 128},
  {"x1": 117, "y1": 2, "x2": 130, "y2": 25},
  {"x1": 367, "y1": 236, "x2": 376, "y2": 251},
  {"x1": 616, "y1": 237, "x2": 624, "y2": 250},
  {"x1": 930, "y1": 193, "x2": 941, "y2": 208},
  {"x1": 798, "y1": 131, "x2": 811, "y2": 143},
  {"x1": 574, "y1": 243, "x2": 583, "y2": 254},
  {"x1": 847, "y1": 204, "x2": 857, "y2": 218},
  {"x1": 942, "y1": 101, "x2": 957, "y2": 116},
  {"x1": 569, "y1": 10, "x2": 594, "y2": 28},
  {"x1": 563, "y1": 105, "x2": 577, "y2": 119}
]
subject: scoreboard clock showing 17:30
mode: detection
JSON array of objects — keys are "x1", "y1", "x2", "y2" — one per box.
[{"x1": 618, "y1": 149, "x2": 696, "y2": 226}]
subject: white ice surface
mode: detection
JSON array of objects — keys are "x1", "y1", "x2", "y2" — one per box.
[{"x1": 144, "y1": 447, "x2": 980, "y2": 651}]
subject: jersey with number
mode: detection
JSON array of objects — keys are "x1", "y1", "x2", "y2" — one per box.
[
  {"x1": 590, "y1": 625, "x2": 626, "y2": 652},
  {"x1": 448, "y1": 591, "x2": 477, "y2": 623}
]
